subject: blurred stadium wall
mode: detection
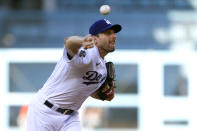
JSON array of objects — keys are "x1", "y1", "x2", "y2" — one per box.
[{"x1": 1, "y1": 0, "x2": 197, "y2": 131}]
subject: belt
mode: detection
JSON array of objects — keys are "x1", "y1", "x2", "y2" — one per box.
[{"x1": 44, "y1": 100, "x2": 73, "y2": 115}]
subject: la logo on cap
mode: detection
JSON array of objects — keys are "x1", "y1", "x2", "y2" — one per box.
[{"x1": 104, "y1": 19, "x2": 111, "y2": 24}]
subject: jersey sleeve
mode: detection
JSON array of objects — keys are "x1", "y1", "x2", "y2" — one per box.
[
  {"x1": 63, "y1": 46, "x2": 75, "y2": 61},
  {"x1": 63, "y1": 46, "x2": 99, "y2": 67}
]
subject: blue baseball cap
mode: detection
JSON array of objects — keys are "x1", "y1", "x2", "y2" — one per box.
[{"x1": 89, "y1": 19, "x2": 122, "y2": 35}]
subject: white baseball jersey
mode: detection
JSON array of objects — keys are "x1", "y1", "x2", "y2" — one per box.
[{"x1": 37, "y1": 45, "x2": 107, "y2": 110}]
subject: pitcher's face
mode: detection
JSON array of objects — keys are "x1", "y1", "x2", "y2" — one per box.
[{"x1": 97, "y1": 29, "x2": 117, "y2": 52}]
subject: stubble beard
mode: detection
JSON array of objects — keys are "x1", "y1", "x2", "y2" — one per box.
[
  {"x1": 100, "y1": 46, "x2": 115, "y2": 53},
  {"x1": 99, "y1": 40, "x2": 116, "y2": 53}
]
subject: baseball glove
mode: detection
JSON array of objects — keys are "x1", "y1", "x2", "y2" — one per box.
[{"x1": 98, "y1": 62, "x2": 116, "y2": 101}]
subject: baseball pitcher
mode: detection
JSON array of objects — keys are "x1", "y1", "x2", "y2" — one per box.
[{"x1": 26, "y1": 19, "x2": 122, "y2": 131}]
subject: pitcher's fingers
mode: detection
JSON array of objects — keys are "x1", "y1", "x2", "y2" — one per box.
[
  {"x1": 83, "y1": 34, "x2": 92, "y2": 42},
  {"x1": 83, "y1": 43, "x2": 94, "y2": 49},
  {"x1": 87, "y1": 44, "x2": 94, "y2": 49}
]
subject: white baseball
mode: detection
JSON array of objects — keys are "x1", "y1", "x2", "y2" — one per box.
[{"x1": 100, "y1": 5, "x2": 111, "y2": 15}]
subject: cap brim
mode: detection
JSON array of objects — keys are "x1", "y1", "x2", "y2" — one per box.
[
  {"x1": 101, "y1": 24, "x2": 122, "y2": 34},
  {"x1": 110, "y1": 24, "x2": 122, "y2": 33}
]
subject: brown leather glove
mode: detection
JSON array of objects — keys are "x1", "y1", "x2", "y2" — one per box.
[{"x1": 98, "y1": 62, "x2": 116, "y2": 101}]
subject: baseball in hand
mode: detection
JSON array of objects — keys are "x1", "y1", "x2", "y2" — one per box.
[{"x1": 100, "y1": 5, "x2": 111, "y2": 15}]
